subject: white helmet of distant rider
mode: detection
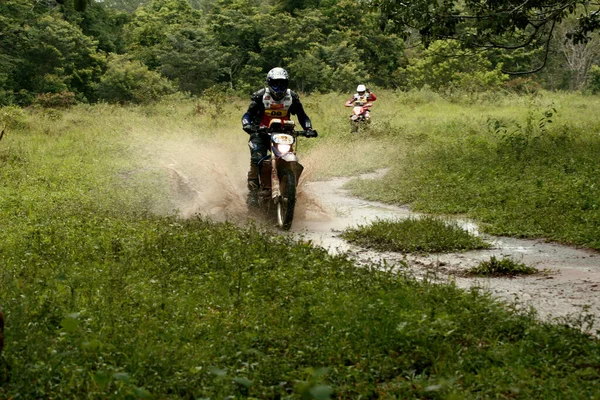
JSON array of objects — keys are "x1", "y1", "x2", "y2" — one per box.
[
  {"x1": 356, "y1": 84, "x2": 367, "y2": 95},
  {"x1": 267, "y1": 68, "x2": 289, "y2": 101}
]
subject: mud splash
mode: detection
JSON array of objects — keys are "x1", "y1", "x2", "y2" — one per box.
[{"x1": 157, "y1": 134, "x2": 329, "y2": 225}]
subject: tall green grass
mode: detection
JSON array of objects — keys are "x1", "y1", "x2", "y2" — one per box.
[
  {"x1": 343, "y1": 90, "x2": 600, "y2": 250},
  {"x1": 1, "y1": 98, "x2": 600, "y2": 398}
]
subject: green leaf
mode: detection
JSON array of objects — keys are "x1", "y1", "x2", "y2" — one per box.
[
  {"x1": 309, "y1": 385, "x2": 332, "y2": 400},
  {"x1": 60, "y1": 314, "x2": 79, "y2": 332},
  {"x1": 132, "y1": 386, "x2": 153, "y2": 399},
  {"x1": 94, "y1": 371, "x2": 111, "y2": 389},
  {"x1": 113, "y1": 372, "x2": 132, "y2": 384},
  {"x1": 81, "y1": 339, "x2": 102, "y2": 351},
  {"x1": 232, "y1": 377, "x2": 253, "y2": 388},
  {"x1": 208, "y1": 366, "x2": 227, "y2": 377}
]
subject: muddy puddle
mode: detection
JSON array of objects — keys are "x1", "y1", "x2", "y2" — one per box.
[{"x1": 292, "y1": 172, "x2": 600, "y2": 332}]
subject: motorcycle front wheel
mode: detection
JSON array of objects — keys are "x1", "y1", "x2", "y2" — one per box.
[{"x1": 276, "y1": 169, "x2": 296, "y2": 230}]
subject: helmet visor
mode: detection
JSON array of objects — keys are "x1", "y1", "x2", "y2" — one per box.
[{"x1": 270, "y1": 79, "x2": 288, "y2": 94}]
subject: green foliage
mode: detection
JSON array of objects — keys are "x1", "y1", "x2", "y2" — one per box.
[
  {"x1": 97, "y1": 54, "x2": 176, "y2": 104},
  {"x1": 587, "y1": 65, "x2": 600, "y2": 94},
  {"x1": 158, "y1": 27, "x2": 226, "y2": 95},
  {"x1": 396, "y1": 40, "x2": 508, "y2": 92},
  {"x1": 32, "y1": 91, "x2": 78, "y2": 109},
  {"x1": 467, "y1": 256, "x2": 538, "y2": 277},
  {"x1": 0, "y1": 106, "x2": 28, "y2": 131},
  {"x1": 125, "y1": 0, "x2": 203, "y2": 68},
  {"x1": 20, "y1": 13, "x2": 104, "y2": 101},
  {"x1": 1, "y1": 102, "x2": 600, "y2": 398},
  {"x1": 341, "y1": 216, "x2": 491, "y2": 253}
]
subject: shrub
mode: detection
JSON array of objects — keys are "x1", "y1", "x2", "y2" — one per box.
[
  {"x1": 32, "y1": 91, "x2": 78, "y2": 109},
  {"x1": 587, "y1": 65, "x2": 600, "y2": 94},
  {"x1": 399, "y1": 40, "x2": 508, "y2": 93},
  {"x1": 97, "y1": 54, "x2": 175, "y2": 104},
  {"x1": 0, "y1": 106, "x2": 28, "y2": 131}
]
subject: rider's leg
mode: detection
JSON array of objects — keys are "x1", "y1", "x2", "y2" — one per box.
[{"x1": 247, "y1": 136, "x2": 268, "y2": 207}]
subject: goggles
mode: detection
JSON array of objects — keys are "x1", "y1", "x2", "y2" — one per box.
[{"x1": 270, "y1": 79, "x2": 288, "y2": 93}]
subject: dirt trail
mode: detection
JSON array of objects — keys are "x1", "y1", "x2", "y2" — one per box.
[{"x1": 292, "y1": 172, "x2": 600, "y2": 332}]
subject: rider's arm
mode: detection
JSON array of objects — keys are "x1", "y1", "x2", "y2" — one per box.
[
  {"x1": 289, "y1": 91, "x2": 313, "y2": 130},
  {"x1": 367, "y1": 91, "x2": 376, "y2": 102},
  {"x1": 241, "y1": 89, "x2": 266, "y2": 128},
  {"x1": 345, "y1": 96, "x2": 355, "y2": 107}
]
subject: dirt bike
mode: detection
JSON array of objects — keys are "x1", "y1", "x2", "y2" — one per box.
[
  {"x1": 250, "y1": 119, "x2": 318, "y2": 230},
  {"x1": 347, "y1": 101, "x2": 373, "y2": 133}
]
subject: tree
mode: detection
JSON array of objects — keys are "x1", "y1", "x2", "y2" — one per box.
[
  {"x1": 125, "y1": 0, "x2": 202, "y2": 68},
  {"x1": 18, "y1": 13, "x2": 104, "y2": 102},
  {"x1": 375, "y1": 0, "x2": 600, "y2": 74},
  {"x1": 555, "y1": 19, "x2": 600, "y2": 90},
  {"x1": 395, "y1": 40, "x2": 508, "y2": 92},
  {"x1": 158, "y1": 27, "x2": 226, "y2": 94},
  {"x1": 97, "y1": 54, "x2": 175, "y2": 103}
]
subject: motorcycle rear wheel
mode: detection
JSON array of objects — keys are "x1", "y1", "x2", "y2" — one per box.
[{"x1": 276, "y1": 169, "x2": 296, "y2": 230}]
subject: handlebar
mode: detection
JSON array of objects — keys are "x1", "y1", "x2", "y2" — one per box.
[{"x1": 249, "y1": 126, "x2": 318, "y2": 138}]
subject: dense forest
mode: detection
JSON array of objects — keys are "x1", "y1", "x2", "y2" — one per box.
[{"x1": 2, "y1": 0, "x2": 600, "y2": 106}]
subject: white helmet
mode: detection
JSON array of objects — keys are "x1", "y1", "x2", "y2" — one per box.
[
  {"x1": 267, "y1": 67, "x2": 289, "y2": 101},
  {"x1": 357, "y1": 84, "x2": 367, "y2": 94}
]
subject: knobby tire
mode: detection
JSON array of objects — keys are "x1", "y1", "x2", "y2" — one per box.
[{"x1": 277, "y1": 169, "x2": 296, "y2": 230}]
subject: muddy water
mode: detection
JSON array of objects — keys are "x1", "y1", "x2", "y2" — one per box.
[{"x1": 292, "y1": 172, "x2": 600, "y2": 332}]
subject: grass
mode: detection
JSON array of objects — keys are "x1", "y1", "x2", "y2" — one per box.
[
  {"x1": 467, "y1": 256, "x2": 539, "y2": 277},
  {"x1": 1, "y1": 96, "x2": 600, "y2": 398},
  {"x1": 340, "y1": 216, "x2": 491, "y2": 253},
  {"x1": 341, "y1": 90, "x2": 600, "y2": 250}
]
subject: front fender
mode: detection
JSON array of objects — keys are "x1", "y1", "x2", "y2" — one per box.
[
  {"x1": 281, "y1": 153, "x2": 298, "y2": 163},
  {"x1": 277, "y1": 158, "x2": 304, "y2": 184}
]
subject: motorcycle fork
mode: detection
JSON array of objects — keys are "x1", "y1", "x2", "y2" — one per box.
[{"x1": 271, "y1": 157, "x2": 280, "y2": 199}]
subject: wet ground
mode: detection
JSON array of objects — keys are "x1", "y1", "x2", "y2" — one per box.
[
  {"x1": 292, "y1": 172, "x2": 600, "y2": 332},
  {"x1": 165, "y1": 152, "x2": 600, "y2": 333}
]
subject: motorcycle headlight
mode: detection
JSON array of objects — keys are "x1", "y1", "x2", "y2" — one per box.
[{"x1": 276, "y1": 144, "x2": 291, "y2": 154}]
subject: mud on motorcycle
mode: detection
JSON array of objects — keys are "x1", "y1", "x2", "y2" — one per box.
[
  {"x1": 248, "y1": 119, "x2": 318, "y2": 230},
  {"x1": 347, "y1": 101, "x2": 373, "y2": 133}
]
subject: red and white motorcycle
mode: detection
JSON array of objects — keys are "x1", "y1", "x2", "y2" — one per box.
[{"x1": 346, "y1": 99, "x2": 373, "y2": 132}]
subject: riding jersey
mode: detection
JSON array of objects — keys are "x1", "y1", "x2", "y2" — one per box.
[
  {"x1": 242, "y1": 88, "x2": 312, "y2": 131},
  {"x1": 345, "y1": 91, "x2": 377, "y2": 107}
]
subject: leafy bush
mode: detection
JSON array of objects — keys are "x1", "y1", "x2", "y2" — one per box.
[
  {"x1": 587, "y1": 65, "x2": 600, "y2": 94},
  {"x1": 32, "y1": 91, "x2": 78, "y2": 109},
  {"x1": 397, "y1": 40, "x2": 508, "y2": 93},
  {"x1": 0, "y1": 106, "x2": 28, "y2": 131},
  {"x1": 97, "y1": 54, "x2": 175, "y2": 104}
]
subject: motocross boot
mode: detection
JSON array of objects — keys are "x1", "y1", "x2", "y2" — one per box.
[{"x1": 247, "y1": 165, "x2": 259, "y2": 208}]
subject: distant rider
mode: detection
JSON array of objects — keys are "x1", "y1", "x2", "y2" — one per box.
[
  {"x1": 345, "y1": 84, "x2": 377, "y2": 120},
  {"x1": 241, "y1": 67, "x2": 316, "y2": 207}
]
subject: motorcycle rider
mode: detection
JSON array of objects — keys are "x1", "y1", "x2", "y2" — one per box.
[
  {"x1": 345, "y1": 84, "x2": 377, "y2": 120},
  {"x1": 241, "y1": 67, "x2": 316, "y2": 207}
]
